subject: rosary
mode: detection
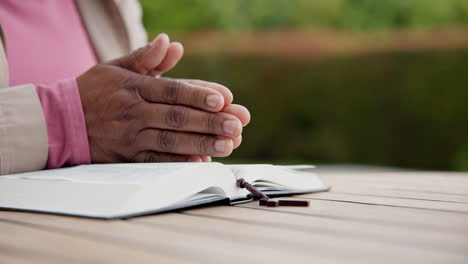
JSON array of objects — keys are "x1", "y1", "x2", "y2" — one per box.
[{"x1": 237, "y1": 178, "x2": 309, "y2": 207}]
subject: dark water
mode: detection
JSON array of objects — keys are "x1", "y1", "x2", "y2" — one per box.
[{"x1": 169, "y1": 50, "x2": 468, "y2": 170}]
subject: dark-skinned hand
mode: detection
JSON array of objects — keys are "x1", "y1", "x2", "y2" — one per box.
[{"x1": 77, "y1": 33, "x2": 250, "y2": 163}]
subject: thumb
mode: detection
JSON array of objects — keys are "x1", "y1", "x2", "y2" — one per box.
[{"x1": 110, "y1": 33, "x2": 170, "y2": 75}]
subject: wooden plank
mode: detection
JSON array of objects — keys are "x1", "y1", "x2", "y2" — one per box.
[
  {"x1": 0, "y1": 247, "x2": 53, "y2": 264},
  {"x1": 2, "y1": 208, "x2": 467, "y2": 264},
  {"x1": 0, "y1": 217, "x2": 190, "y2": 264},
  {"x1": 0, "y1": 211, "x2": 336, "y2": 264},
  {"x1": 318, "y1": 171, "x2": 468, "y2": 203},
  {"x1": 239, "y1": 198, "x2": 468, "y2": 234},
  {"x1": 298, "y1": 192, "x2": 468, "y2": 212},
  {"x1": 133, "y1": 209, "x2": 467, "y2": 264},
  {"x1": 184, "y1": 206, "x2": 467, "y2": 254},
  {"x1": 318, "y1": 171, "x2": 468, "y2": 196},
  {"x1": 327, "y1": 186, "x2": 468, "y2": 203},
  {"x1": 318, "y1": 171, "x2": 468, "y2": 192},
  {"x1": 0, "y1": 254, "x2": 45, "y2": 264},
  {"x1": 0, "y1": 242, "x2": 69, "y2": 264}
]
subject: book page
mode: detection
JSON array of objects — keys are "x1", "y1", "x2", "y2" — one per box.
[
  {"x1": 3, "y1": 163, "x2": 205, "y2": 185},
  {"x1": 227, "y1": 164, "x2": 315, "y2": 179},
  {"x1": 0, "y1": 162, "x2": 238, "y2": 218},
  {"x1": 226, "y1": 164, "x2": 327, "y2": 193}
]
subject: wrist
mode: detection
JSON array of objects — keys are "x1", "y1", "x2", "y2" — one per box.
[{"x1": 35, "y1": 78, "x2": 91, "y2": 168}]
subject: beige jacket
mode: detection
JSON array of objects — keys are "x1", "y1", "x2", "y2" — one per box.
[{"x1": 0, "y1": 0, "x2": 148, "y2": 175}]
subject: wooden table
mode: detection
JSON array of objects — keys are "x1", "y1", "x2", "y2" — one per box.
[{"x1": 1, "y1": 165, "x2": 467, "y2": 264}]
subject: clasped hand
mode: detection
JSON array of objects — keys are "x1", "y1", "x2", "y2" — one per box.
[{"x1": 77, "y1": 34, "x2": 250, "y2": 163}]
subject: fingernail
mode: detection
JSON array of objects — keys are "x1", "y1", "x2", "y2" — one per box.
[
  {"x1": 188, "y1": 156, "x2": 202, "y2": 162},
  {"x1": 223, "y1": 120, "x2": 240, "y2": 136},
  {"x1": 214, "y1": 140, "x2": 228, "y2": 154},
  {"x1": 206, "y1": 95, "x2": 222, "y2": 108},
  {"x1": 151, "y1": 33, "x2": 168, "y2": 46}
]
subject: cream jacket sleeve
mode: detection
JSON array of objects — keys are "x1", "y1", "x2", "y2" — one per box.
[{"x1": 0, "y1": 33, "x2": 49, "y2": 175}]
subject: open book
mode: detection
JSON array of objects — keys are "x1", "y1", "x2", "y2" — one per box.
[{"x1": 0, "y1": 163, "x2": 328, "y2": 219}]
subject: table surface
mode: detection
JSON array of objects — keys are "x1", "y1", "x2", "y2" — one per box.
[{"x1": 1, "y1": 165, "x2": 467, "y2": 264}]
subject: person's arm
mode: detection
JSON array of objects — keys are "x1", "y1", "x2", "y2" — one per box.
[
  {"x1": 0, "y1": 84, "x2": 48, "y2": 174},
  {"x1": 0, "y1": 34, "x2": 250, "y2": 175}
]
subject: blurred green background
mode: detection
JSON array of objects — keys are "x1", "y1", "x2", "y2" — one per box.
[{"x1": 140, "y1": 0, "x2": 468, "y2": 170}]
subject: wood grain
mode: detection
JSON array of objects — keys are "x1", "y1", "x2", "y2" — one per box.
[
  {"x1": 298, "y1": 192, "x2": 468, "y2": 212},
  {"x1": 0, "y1": 218, "x2": 190, "y2": 264},
  {"x1": 185, "y1": 206, "x2": 467, "y2": 253}
]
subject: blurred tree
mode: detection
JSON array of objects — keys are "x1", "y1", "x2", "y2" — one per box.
[
  {"x1": 140, "y1": 0, "x2": 468, "y2": 34},
  {"x1": 139, "y1": 0, "x2": 468, "y2": 171}
]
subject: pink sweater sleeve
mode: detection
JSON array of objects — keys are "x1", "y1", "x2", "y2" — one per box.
[{"x1": 35, "y1": 78, "x2": 91, "y2": 168}]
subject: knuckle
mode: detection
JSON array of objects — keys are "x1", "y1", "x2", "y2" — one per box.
[
  {"x1": 201, "y1": 113, "x2": 218, "y2": 133},
  {"x1": 122, "y1": 75, "x2": 142, "y2": 92},
  {"x1": 165, "y1": 106, "x2": 188, "y2": 129},
  {"x1": 163, "y1": 80, "x2": 182, "y2": 104},
  {"x1": 195, "y1": 135, "x2": 212, "y2": 154},
  {"x1": 155, "y1": 130, "x2": 176, "y2": 152},
  {"x1": 192, "y1": 89, "x2": 205, "y2": 107}
]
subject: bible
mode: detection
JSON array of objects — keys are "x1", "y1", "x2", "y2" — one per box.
[{"x1": 0, "y1": 162, "x2": 328, "y2": 219}]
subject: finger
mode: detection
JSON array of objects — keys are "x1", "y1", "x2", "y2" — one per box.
[
  {"x1": 111, "y1": 33, "x2": 170, "y2": 75},
  {"x1": 137, "y1": 104, "x2": 242, "y2": 138},
  {"x1": 153, "y1": 42, "x2": 184, "y2": 75},
  {"x1": 140, "y1": 33, "x2": 171, "y2": 74},
  {"x1": 136, "y1": 129, "x2": 234, "y2": 157},
  {"x1": 176, "y1": 79, "x2": 234, "y2": 106},
  {"x1": 133, "y1": 151, "x2": 203, "y2": 163},
  {"x1": 200, "y1": 156, "x2": 212, "y2": 162},
  {"x1": 222, "y1": 104, "x2": 251, "y2": 126},
  {"x1": 138, "y1": 77, "x2": 225, "y2": 112},
  {"x1": 233, "y1": 136, "x2": 242, "y2": 149}
]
